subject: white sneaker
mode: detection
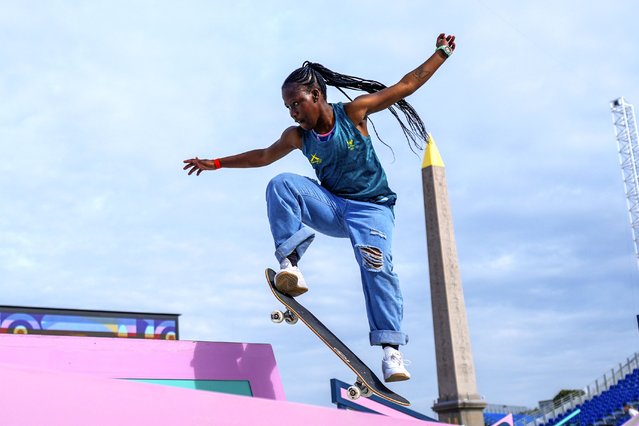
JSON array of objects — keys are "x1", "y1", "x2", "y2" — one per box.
[
  {"x1": 382, "y1": 347, "x2": 411, "y2": 382},
  {"x1": 274, "y1": 259, "x2": 308, "y2": 297}
]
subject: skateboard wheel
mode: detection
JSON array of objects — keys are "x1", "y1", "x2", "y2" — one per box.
[
  {"x1": 271, "y1": 310, "x2": 284, "y2": 324},
  {"x1": 347, "y1": 385, "x2": 361, "y2": 400},
  {"x1": 284, "y1": 310, "x2": 298, "y2": 325}
]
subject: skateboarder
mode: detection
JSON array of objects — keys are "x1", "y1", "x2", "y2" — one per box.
[{"x1": 184, "y1": 33, "x2": 456, "y2": 382}]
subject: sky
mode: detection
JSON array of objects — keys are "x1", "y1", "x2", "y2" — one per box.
[{"x1": 1, "y1": 0, "x2": 639, "y2": 417}]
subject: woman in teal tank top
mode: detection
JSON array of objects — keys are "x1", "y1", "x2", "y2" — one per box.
[{"x1": 184, "y1": 33, "x2": 456, "y2": 383}]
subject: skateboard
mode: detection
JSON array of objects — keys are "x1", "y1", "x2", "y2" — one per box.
[{"x1": 265, "y1": 268, "x2": 410, "y2": 406}]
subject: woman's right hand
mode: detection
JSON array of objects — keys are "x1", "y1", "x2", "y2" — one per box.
[{"x1": 183, "y1": 157, "x2": 218, "y2": 176}]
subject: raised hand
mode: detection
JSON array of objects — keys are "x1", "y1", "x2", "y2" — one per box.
[{"x1": 436, "y1": 33, "x2": 456, "y2": 52}]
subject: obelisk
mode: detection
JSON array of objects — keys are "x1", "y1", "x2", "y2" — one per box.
[{"x1": 421, "y1": 134, "x2": 486, "y2": 426}]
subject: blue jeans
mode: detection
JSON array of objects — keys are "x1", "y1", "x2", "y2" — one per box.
[{"x1": 265, "y1": 173, "x2": 408, "y2": 346}]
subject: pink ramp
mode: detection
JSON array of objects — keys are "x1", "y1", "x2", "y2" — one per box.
[
  {"x1": 0, "y1": 333, "x2": 284, "y2": 400},
  {"x1": 623, "y1": 415, "x2": 639, "y2": 426},
  {"x1": 0, "y1": 364, "x2": 435, "y2": 425}
]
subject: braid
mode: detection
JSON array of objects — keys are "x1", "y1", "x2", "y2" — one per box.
[{"x1": 283, "y1": 61, "x2": 428, "y2": 153}]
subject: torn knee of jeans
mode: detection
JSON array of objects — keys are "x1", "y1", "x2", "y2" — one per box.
[
  {"x1": 369, "y1": 228, "x2": 387, "y2": 239},
  {"x1": 357, "y1": 245, "x2": 383, "y2": 271}
]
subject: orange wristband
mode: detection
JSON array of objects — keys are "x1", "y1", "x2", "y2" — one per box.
[{"x1": 213, "y1": 158, "x2": 221, "y2": 170}]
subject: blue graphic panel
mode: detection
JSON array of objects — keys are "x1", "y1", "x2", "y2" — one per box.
[{"x1": 0, "y1": 306, "x2": 179, "y2": 340}]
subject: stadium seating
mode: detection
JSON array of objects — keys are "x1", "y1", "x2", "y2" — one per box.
[
  {"x1": 543, "y1": 369, "x2": 639, "y2": 426},
  {"x1": 484, "y1": 367, "x2": 639, "y2": 426},
  {"x1": 484, "y1": 412, "x2": 537, "y2": 425}
]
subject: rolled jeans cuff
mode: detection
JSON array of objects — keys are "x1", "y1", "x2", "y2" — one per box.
[
  {"x1": 369, "y1": 330, "x2": 409, "y2": 346},
  {"x1": 274, "y1": 226, "x2": 315, "y2": 264}
]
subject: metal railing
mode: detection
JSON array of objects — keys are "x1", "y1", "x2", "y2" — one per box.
[{"x1": 486, "y1": 404, "x2": 533, "y2": 415}]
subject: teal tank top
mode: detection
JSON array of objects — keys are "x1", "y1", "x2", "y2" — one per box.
[{"x1": 301, "y1": 102, "x2": 396, "y2": 205}]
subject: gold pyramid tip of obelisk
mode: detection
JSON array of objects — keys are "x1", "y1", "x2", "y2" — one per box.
[{"x1": 421, "y1": 132, "x2": 445, "y2": 169}]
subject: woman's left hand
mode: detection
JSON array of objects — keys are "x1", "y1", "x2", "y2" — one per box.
[{"x1": 436, "y1": 33, "x2": 456, "y2": 52}]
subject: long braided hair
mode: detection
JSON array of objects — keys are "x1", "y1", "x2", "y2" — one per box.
[{"x1": 282, "y1": 61, "x2": 428, "y2": 154}]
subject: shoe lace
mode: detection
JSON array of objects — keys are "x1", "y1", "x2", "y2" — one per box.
[{"x1": 387, "y1": 352, "x2": 412, "y2": 367}]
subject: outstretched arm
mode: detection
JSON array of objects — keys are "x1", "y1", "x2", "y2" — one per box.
[
  {"x1": 183, "y1": 126, "x2": 302, "y2": 176},
  {"x1": 345, "y1": 33, "x2": 456, "y2": 124}
]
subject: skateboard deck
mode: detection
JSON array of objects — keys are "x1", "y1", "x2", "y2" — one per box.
[{"x1": 265, "y1": 268, "x2": 410, "y2": 406}]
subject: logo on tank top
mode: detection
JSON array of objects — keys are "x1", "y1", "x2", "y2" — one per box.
[
  {"x1": 310, "y1": 154, "x2": 322, "y2": 165},
  {"x1": 346, "y1": 139, "x2": 355, "y2": 151}
]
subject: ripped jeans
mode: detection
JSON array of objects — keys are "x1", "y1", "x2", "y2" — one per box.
[{"x1": 266, "y1": 173, "x2": 407, "y2": 346}]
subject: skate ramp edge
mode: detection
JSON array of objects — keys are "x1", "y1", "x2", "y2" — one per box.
[{"x1": 0, "y1": 362, "x2": 431, "y2": 425}]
